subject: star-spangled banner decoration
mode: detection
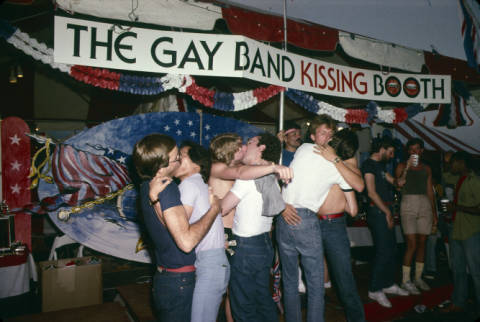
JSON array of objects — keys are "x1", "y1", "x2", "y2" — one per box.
[{"x1": 1, "y1": 116, "x2": 32, "y2": 249}]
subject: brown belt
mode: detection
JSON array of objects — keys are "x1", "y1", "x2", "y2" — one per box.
[
  {"x1": 157, "y1": 265, "x2": 195, "y2": 273},
  {"x1": 317, "y1": 212, "x2": 344, "y2": 220}
]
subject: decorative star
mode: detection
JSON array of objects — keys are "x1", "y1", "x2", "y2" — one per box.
[
  {"x1": 174, "y1": 119, "x2": 180, "y2": 125},
  {"x1": 190, "y1": 132, "x2": 197, "y2": 138},
  {"x1": 11, "y1": 160, "x2": 21, "y2": 171},
  {"x1": 205, "y1": 124, "x2": 211, "y2": 131},
  {"x1": 188, "y1": 120, "x2": 193, "y2": 126},
  {"x1": 205, "y1": 134, "x2": 210, "y2": 140},
  {"x1": 176, "y1": 130, "x2": 182, "y2": 135},
  {"x1": 107, "y1": 148, "x2": 115, "y2": 155},
  {"x1": 117, "y1": 156, "x2": 126, "y2": 164},
  {"x1": 10, "y1": 134, "x2": 21, "y2": 145},
  {"x1": 164, "y1": 125, "x2": 170, "y2": 131},
  {"x1": 11, "y1": 184, "x2": 21, "y2": 194}
]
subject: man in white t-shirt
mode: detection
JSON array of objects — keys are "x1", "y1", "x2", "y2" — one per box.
[
  {"x1": 277, "y1": 114, "x2": 357, "y2": 322},
  {"x1": 221, "y1": 132, "x2": 286, "y2": 322}
]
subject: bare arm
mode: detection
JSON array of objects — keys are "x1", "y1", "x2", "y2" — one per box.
[
  {"x1": 211, "y1": 162, "x2": 293, "y2": 182},
  {"x1": 221, "y1": 191, "x2": 240, "y2": 216},
  {"x1": 364, "y1": 173, "x2": 393, "y2": 228},
  {"x1": 314, "y1": 145, "x2": 364, "y2": 192},
  {"x1": 152, "y1": 191, "x2": 220, "y2": 253},
  {"x1": 343, "y1": 190, "x2": 358, "y2": 217}
]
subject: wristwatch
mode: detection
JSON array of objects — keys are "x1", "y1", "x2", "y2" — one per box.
[
  {"x1": 149, "y1": 198, "x2": 159, "y2": 206},
  {"x1": 333, "y1": 157, "x2": 341, "y2": 164}
]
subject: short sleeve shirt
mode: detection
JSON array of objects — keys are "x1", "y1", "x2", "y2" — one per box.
[
  {"x1": 179, "y1": 173, "x2": 224, "y2": 253},
  {"x1": 361, "y1": 158, "x2": 394, "y2": 203},
  {"x1": 140, "y1": 180, "x2": 195, "y2": 268},
  {"x1": 452, "y1": 173, "x2": 480, "y2": 240}
]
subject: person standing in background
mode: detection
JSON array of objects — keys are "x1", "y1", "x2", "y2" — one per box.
[
  {"x1": 441, "y1": 151, "x2": 480, "y2": 319},
  {"x1": 395, "y1": 138, "x2": 437, "y2": 294},
  {"x1": 362, "y1": 137, "x2": 409, "y2": 308}
]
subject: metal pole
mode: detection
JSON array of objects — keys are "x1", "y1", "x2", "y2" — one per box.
[{"x1": 278, "y1": 0, "x2": 288, "y2": 133}]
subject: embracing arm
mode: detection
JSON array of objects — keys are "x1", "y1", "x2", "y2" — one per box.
[
  {"x1": 211, "y1": 162, "x2": 293, "y2": 182},
  {"x1": 343, "y1": 190, "x2": 358, "y2": 217},
  {"x1": 221, "y1": 191, "x2": 240, "y2": 216},
  {"x1": 314, "y1": 145, "x2": 364, "y2": 192}
]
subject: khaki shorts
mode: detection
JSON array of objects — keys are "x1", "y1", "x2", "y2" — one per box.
[{"x1": 400, "y1": 194, "x2": 433, "y2": 235}]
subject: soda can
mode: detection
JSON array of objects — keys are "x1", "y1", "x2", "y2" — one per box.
[{"x1": 411, "y1": 154, "x2": 419, "y2": 167}]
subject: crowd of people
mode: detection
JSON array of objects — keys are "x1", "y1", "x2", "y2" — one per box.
[{"x1": 131, "y1": 113, "x2": 480, "y2": 322}]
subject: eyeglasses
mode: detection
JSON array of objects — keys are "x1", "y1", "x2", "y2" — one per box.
[{"x1": 169, "y1": 154, "x2": 181, "y2": 163}]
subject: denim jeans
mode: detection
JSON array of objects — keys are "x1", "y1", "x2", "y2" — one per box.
[
  {"x1": 424, "y1": 232, "x2": 439, "y2": 272},
  {"x1": 229, "y1": 232, "x2": 278, "y2": 322},
  {"x1": 320, "y1": 215, "x2": 365, "y2": 322},
  {"x1": 152, "y1": 269, "x2": 195, "y2": 322},
  {"x1": 276, "y1": 208, "x2": 324, "y2": 322},
  {"x1": 367, "y1": 206, "x2": 397, "y2": 292},
  {"x1": 450, "y1": 231, "x2": 480, "y2": 309},
  {"x1": 191, "y1": 248, "x2": 230, "y2": 322}
]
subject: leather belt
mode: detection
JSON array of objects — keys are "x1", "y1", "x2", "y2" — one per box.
[
  {"x1": 157, "y1": 265, "x2": 195, "y2": 273},
  {"x1": 317, "y1": 212, "x2": 344, "y2": 220}
]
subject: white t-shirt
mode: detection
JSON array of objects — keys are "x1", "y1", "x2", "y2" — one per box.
[
  {"x1": 230, "y1": 179, "x2": 273, "y2": 237},
  {"x1": 282, "y1": 143, "x2": 351, "y2": 213},
  {"x1": 179, "y1": 173, "x2": 224, "y2": 253}
]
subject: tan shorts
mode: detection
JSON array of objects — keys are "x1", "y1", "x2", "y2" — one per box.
[{"x1": 400, "y1": 194, "x2": 433, "y2": 235}]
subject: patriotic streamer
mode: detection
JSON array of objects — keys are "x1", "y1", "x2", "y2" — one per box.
[
  {"x1": 285, "y1": 89, "x2": 423, "y2": 124},
  {"x1": 1, "y1": 20, "x2": 425, "y2": 124},
  {"x1": 459, "y1": 0, "x2": 480, "y2": 70}
]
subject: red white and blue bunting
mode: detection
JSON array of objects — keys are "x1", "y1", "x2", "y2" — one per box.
[{"x1": 1, "y1": 20, "x2": 425, "y2": 124}]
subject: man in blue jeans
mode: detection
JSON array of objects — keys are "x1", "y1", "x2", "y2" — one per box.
[
  {"x1": 361, "y1": 137, "x2": 409, "y2": 308},
  {"x1": 315, "y1": 129, "x2": 366, "y2": 322},
  {"x1": 132, "y1": 134, "x2": 220, "y2": 322},
  {"x1": 221, "y1": 132, "x2": 287, "y2": 322},
  {"x1": 279, "y1": 115, "x2": 359, "y2": 322}
]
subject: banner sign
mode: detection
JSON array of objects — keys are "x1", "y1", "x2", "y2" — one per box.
[{"x1": 54, "y1": 16, "x2": 451, "y2": 104}]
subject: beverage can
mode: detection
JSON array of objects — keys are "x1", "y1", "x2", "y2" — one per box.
[{"x1": 411, "y1": 154, "x2": 419, "y2": 167}]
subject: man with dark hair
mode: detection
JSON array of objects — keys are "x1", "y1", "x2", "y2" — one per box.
[
  {"x1": 395, "y1": 137, "x2": 437, "y2": 294},
  {"x1": 221, "y1": 132, "x2": 286, "y2": 322},
  {"x1": 362, "y1": 137, "x2": 408, "y2": 308},
  {"x1": 132, "y1": 133, "x2": 220, "y2": 321},
  {"x1": 278, "y1": 115, "x2": 362, "y2": 322},
  {"x1": 441, "y1": 151, "x2": 480, "y2": 318},
  {"x1": 310, "y1": 129, "x2": 366, "y2": 321},
  {"x1": 277, "y1": 121, "x2": 302, "y2": 166},
  {"x1": 173, "y1": 141, "x2": 229, "y2": 322}
]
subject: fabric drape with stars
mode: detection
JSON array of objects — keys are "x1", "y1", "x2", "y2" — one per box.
[{"x1": 1, "y1": 117, "x2": 31, "y2": 250}]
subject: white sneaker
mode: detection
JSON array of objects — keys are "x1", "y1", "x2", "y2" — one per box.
[
  {"x1": 368, "y1": 291, "x2": 392, "y2": 308},
  {"x1": 324, "y1": 281, "x2": 332, "y2": 289},
  {"x1": 383, "y1": 283, "x2": 409, "y2": 296},
  {"x1": 415, "y1": 278, "x2": 431, "y2": 291},
  {"x1": 402, "y1": 281, "x2": 420, "y2": 295}
]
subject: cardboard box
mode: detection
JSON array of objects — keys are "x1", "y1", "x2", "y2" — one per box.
[{"x1": 39, "y1": 256, "x2": 103, "y2": 312}]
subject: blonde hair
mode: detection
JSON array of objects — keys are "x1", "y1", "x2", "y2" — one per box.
[{"x1": 209, "y1": 133, "x2": 242, "y2": 165}]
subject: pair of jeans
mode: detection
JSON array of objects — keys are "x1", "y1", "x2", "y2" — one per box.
[
  {"x1": 229, "y1": 232, "x2": 278, "y2": 322},
  {"x1": 191, "y1": 248, "x2": 230, "y2": 322},
  {"x1": 276, "y1": 208, "x2": 324, "y2": 322},
  {"x1": 424, "y1": 232, "x2": 439, "y2": 272},
  {"x1": 152, "y1": 269, "x2": 195, "y2": 322},
  {"x1": 367, "y1": 206, "x2": 397, "y2": 292},
  {"x1": 450, "y1": 231, "x2": 480, "y2": 309},
  {"x1": 320, "y1": 215, "x2": 365, "y2": 322}
]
